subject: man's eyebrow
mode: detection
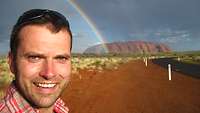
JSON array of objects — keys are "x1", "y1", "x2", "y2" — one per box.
[
  {"x1": 22, "y1": 52, "x2": 71, "y2": 58},
  {"x1": 23, "y1": 52, "x2": 45, "y2": 57},
  {"x1": 55, "y1": 54, "x2": 71, "y2": 58}
]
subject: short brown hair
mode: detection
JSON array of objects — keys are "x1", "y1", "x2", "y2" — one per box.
[{"x1": 10, "y1": 9, "x2": 72, "y2": 58}]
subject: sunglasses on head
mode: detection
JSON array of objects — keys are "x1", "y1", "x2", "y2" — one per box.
[{"x1": 16, "y1": 9, "x2": 68, "y2": 26}]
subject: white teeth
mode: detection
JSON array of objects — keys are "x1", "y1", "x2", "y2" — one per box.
[{"x1": 35, "y1": 83, "x2": 56, "y2": 88}]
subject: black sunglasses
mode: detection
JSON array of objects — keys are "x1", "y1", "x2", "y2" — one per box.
[{"x1": 16, "y1": 9, "x2": 69, "y2": 26}]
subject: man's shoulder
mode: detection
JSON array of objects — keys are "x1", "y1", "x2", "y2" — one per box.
[
  {"x1": 0, "y1": 83, "x2": 16, "y2": 112},
  {"x1": 0, "y1": 99, "x2": 10, "y2": 112},
  {"x1": 0, "y1": 100, "x2": 5, "y2": 109}
]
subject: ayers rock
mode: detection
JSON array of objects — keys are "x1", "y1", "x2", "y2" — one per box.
[{"x1": 84, "y1": 40, "x2": 171, "y2": 54}]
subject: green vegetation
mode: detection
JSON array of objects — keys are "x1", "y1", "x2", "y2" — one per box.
[
  {"x1": 0, "y1": 58, "x2": 13, "y2": 85},
  {"x1": 171, "y1": 50, "x2": 200, "y2": 65},
  {"x1": 0, "y1": 57, "x2": 14, "y2": 99}
]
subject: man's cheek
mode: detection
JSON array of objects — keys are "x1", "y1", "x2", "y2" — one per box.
[
  {"x1": 19, "y1": 62, "x2": 42, "y2": 78},
  {"x1": 55, "y1": 63, "x2": 71, "y2": 78}
]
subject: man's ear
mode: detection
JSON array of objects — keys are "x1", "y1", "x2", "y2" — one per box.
[{"x1": 8, "y1": 52, "x2": 15, "y2": 74}]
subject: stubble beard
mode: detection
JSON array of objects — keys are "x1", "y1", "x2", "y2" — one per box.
[{"x1": 14, "y1": 68, "x2": 68, "y2": 109}]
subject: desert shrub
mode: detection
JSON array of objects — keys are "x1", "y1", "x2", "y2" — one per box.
[{"x1": 0, "y1": 58, "x2": 13, "y2": 87}]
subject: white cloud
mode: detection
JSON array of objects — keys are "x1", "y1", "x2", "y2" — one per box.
[{"x1": 160, "y1": 34, "x2": 191, "y2": 43}]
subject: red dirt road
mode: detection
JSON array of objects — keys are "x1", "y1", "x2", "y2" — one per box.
[{"x1": 61, "y1": 60, "x2": 200, "y2": 113}]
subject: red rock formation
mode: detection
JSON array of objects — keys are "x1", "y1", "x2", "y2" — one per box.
[{"x1": 84, "y1": 40, "x2": 171, "y2": 54}]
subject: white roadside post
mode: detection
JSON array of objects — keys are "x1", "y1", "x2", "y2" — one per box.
[
  {"x1": 145, "y1": 58, "x2": 148, "y2": 67},
  {"x1": 168, "y1": 64, "x2": 172, "y2": 80}
]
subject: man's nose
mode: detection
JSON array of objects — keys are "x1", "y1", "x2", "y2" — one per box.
[{"x1": 39, "y1": 60, "x2": 56, "y2": 79}]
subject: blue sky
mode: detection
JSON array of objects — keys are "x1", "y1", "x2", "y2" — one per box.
[{"x1": 0, "y1": 0, "x2": 200, "y2": 54}]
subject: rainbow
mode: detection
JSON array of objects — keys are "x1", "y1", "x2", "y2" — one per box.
[{"x1": 68, "y1": 0, "x2": 109, "y2": 53}]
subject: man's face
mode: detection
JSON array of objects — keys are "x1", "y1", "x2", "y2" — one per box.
[{"x1": 9, "y1": 25, "x2": 71, "y2": 108}]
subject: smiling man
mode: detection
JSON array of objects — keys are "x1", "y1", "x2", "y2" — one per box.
[{"x1": 0, "y1": 9, "x2": 72, "y2": 113}]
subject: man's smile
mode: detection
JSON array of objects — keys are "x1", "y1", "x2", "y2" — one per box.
[{"x1": 33, "y1": 82, "x2": 57, "y2": 88}]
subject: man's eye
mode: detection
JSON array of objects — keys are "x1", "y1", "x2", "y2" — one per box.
[
  {"x1": 56, "y1": 57, "x2": 69, "y2": 63},
  {"x1": 27, "y1": 56, "x2": 41, "y2": 62}
]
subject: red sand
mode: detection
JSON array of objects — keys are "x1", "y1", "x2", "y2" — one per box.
[{"x1": 61, "y1": 60, "x2": 200, "y2": 113}]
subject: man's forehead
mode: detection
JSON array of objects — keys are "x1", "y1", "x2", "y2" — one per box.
[
  {"x1": 18, "y1": 25, "x2": 70, "y2": 40},
  {"x1": 17, "y1": 25, "x2": 71, "y2": 50},
  {"x1": 19, "y1": 24, "x2": 68, "y2": 34}
]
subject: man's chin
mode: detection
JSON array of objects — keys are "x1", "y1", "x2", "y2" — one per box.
[{"x1": 32, "y1": 95, "x2": 58, "y2": 108}]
